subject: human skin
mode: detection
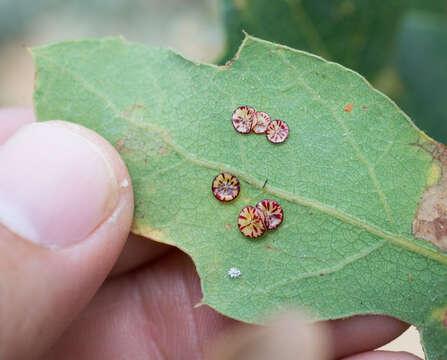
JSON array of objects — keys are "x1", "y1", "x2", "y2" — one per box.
[{"x1": 0, "y1": 108, "x2": 421, "y2": 360}]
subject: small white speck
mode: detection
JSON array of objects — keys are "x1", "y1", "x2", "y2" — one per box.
[
  {"x1": 120, "y1": 179, "x2": 129, "y2": 188},
  {"x1": 228, "y1": 267, "x2": 241, "y2": 278}
]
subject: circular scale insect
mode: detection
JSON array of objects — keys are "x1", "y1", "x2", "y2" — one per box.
[
  {"x1": 256, "y1": 199, "x2": 284, "y2": 230},
  {"x1": 231, "y1": 106, "x2": 255, "y2": 134},
  {"x1": 265, "y1": 120, "x2": 289, "y2": 143},
  {"x1": 252, "y1": 111, "x2": 271, "y2": 134},
  {"x1": 211, "y1": 172, "x2": 241, "y2": 202},
  {"x1": 237, "y1": 205, "x2": 267, "y2": 239}
]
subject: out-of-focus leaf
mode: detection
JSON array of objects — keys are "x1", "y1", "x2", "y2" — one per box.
[
  {"x1": 220, "y1": 0, "x2": 446, "y2": 79},
  {"x1": 394, "y1": 12, "x2": 447, "y2": 145}
]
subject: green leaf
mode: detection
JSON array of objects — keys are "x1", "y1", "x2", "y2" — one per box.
[
  {"x1": 32, "y1": 36, "x2": 447, "y2": 359},
  {"x1": 220, "y1": 0, "x2": 446, "y2": 78},
  {"x1": 394, "y1": 11, "x2": 447, "y2": 145}
]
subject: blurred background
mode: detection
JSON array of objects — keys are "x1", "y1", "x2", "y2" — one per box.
[{"x1": 2, "y1": 0, "x2": 446, "y2": 357}]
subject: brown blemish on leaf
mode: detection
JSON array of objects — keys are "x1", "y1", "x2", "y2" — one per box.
[
  {"x1": 222, "y1": 59, "x2": 234, "y2": 70},
  {"x1": 225, "y1": 224, "x2": 232, "y2": 230},
  {"x1": 157, "y1": 146, "x2": 169, "y2": 156},
  {"x1": 343, "y1": 103, "x2": 354, "y2": 113},
  {"x1": 116, "y1": 139, "x2": 126, "y2": 152},
  {"x1": 362, "y1": 106, "x2": 368, "y2": 111},
  {"x1": 431, "y1": 307, "x2": 447, "y2": 327},
  {"x1": 413, "y1": 142, "x2": 447, "y2": 252}
]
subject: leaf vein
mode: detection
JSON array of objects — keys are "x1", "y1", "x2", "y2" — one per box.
[{"x1": 277, "y1": 52, "x2": 399, "y2": 236}]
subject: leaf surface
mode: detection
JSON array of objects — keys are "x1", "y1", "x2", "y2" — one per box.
[{"x1": 32, "y1": 36, "x2": 447, "y2": 359}]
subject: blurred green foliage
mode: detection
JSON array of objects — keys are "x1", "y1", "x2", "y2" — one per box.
[
  {"x1": 0, "y1": 0, "x2": 132, "y2": 42},
  {"x1": 395, "y1": 12, "x2": 447, "y2": 144},
  {"x1": 0, "y1": 0, "x2": 215, "y2": 45},
  {"x1": 220, "y1": 0, "x2": 447, "y2": 144}
]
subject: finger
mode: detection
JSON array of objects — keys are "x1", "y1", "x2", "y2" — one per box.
[
  {"x1": 328, "y1": 315, "x2": 410, "y2": 359},
  {"x1": 45, "y1": 250, "x2": 240, "y2": 359},
  {"x1": 0, "y1": 121, "x2": 133, "y2": 360},
  {"x1": 210, "y1": 313, "x2": 330, "y2": 360},
  {"x1": 0, "y1": 107, "x2": 35, "y2": 145},
  {"x1": 110, "y1": 233, "x2": 171, "y2": 276},
  {"x1": 341, "y1": 350, "x2": 421, "y2": 360}
]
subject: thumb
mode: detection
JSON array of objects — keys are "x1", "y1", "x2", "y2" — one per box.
[{"x1": 0, "y1": 121, "x2": 133, "y2": 359}]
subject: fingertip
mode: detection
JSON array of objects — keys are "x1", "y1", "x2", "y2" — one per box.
[
  {"x1": 328, "y1": 315, "x2": 410, "y2": 359},
  {"x1": 0, "y1": 107, "x2": 35, "y2": 145},
  {"x1": 0, "y1": 120, "x2": 133, "y2": 247}
]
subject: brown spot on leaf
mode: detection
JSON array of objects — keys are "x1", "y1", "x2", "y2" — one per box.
[
  {"x1": 363, "y1": 106, "x2": 368, "y2": 111},
  {"x1": 158, "y1": 146, "x2": 169, "y2": 156},
  {"x1": 117, "y1": 139, "x2": 126, "y2": 152},
  {"x1": 222, "y1": 59, "x2": 234, "y2": 70},
  {"x1": 413, "y1": 142, "x2": 447, "y2": 252},
  {"x1": 443, "y1": 310, "x2": 447, "y2": 328},
  {"x1": 225, "y1": 224, "x2": 232, "y2": 230},
  {"x1": 343, "y1": 103, "x2": 354, "y2": 113}
]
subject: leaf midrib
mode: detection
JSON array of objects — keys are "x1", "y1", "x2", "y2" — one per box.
[{"x1": 34, "y1": 47, "x2": 447, "y2": 266}]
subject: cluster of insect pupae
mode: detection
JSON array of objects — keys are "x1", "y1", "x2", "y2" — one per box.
[{"x1": 231, "y1": 105, "x2": 289, "y2": 143}]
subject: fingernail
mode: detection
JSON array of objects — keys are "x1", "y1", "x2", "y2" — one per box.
[{"x1": 0, "y1": 122, "x2": 119, "y2": 248}]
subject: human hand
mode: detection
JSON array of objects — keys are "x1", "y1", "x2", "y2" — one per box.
[{"x1": 0, "y1": 108, "x2": 421, "y2": 360}]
